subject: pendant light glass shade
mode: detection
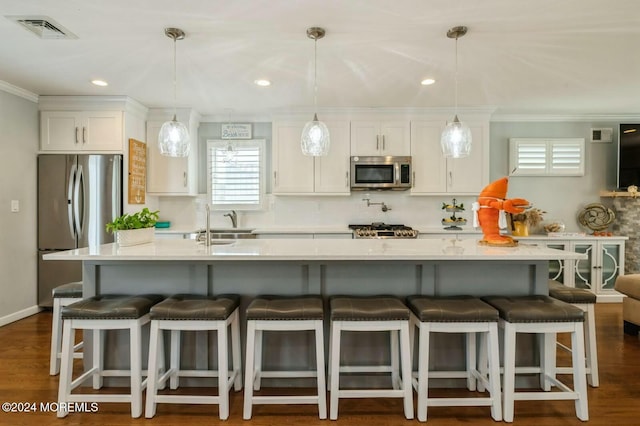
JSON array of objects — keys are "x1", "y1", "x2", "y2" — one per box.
[
  {"x1": 441, "y1": 115, "x2": 472, "y2": 158},
  {"x1": 159, "y1": 27, "x2": 190, "y2": 158},
  {"x1": 302, "y1": 113, "x2": 330, "y2": 156},
  {"x1": 441, "y1": 26, "x2": 471, "y2": 159},
  {"x1": 301, "y1": 27, "x2": 330, "y2": 156},
  {"x1": 159, "y1": 115, "x2": 190, "y2": 157}
]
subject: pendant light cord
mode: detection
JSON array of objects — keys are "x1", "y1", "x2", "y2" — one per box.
[
  {"x1": 172, "y1": 37, "x2": 178, "y2": 120},
  {"x1": 313, "y1": 36, "x2": 318, "y2": 116},
  {"x1": 454, "y1": 35, "x2": 459, "y2": 115}
]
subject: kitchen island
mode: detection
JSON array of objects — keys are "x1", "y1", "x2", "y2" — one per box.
[{"x1": 44, "y1": 238, "x2": 585, "y2": 386}]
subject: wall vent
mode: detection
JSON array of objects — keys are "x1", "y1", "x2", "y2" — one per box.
[{"x1": 6, "y1": 15, "x2": 77, "y2": 39}]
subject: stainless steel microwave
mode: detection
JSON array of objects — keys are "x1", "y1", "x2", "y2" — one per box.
[{"x1": 350, "y1": 156, "x2": 412, "y2": 190}]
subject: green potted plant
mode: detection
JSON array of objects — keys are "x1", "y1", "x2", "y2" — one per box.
[{"x1": 106, "y1": 208, "x2": 159, "y2": 246}]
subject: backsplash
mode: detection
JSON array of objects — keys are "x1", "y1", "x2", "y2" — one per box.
[{"x1": 156, "y1": 193, "x2": 479, "y2": 231}]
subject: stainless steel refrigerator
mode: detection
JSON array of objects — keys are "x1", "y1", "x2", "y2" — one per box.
[{"x1": 37, "y1": 154, "x2": 122, "y2": 307}]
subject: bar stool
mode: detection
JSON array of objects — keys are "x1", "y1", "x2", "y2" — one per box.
[
  {"x1": 328, "y1": 296, "x2": 413, "y2": 420},
  {"x1": 145, "y1": 294, "x2": 242, "y2": 420},
  {"x1": 57, "y1": 294, "x2": 164, "y2": 418},
  {"x1": 548, "y1": 280, "x2": 599, "y2": 387},
  {"x1": 243, "y1": 295, "x2": 326, "y2": 420},
  {"x1": 50, "y1": 281, "x2": 83, "y2": 375},
  {"x1": 406, "y1": 295, "x2": 502, "y2": 422},
  {"x1": 482, "y1": 295, "x2": 589, "y2": 423}
]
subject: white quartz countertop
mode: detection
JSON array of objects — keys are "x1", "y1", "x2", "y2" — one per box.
[{"x1": 43, "y1": 238, "x2": 586, "y2": 262}]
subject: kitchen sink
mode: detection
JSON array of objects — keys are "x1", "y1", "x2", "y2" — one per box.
[{"x1": 194, "y1": 229, "x2": 256, "y2": 242}]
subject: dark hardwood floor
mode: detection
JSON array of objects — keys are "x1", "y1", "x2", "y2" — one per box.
[{"x1": 0, "y1": 304, "x2": 638, "y2": 425}]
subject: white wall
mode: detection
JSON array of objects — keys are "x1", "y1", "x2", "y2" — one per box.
[
  {"x1": 490, "y1": 121, "x2": 620, "y2": 232},
  {"x1": 0, "y1": 89, "x2": 39, "y2": 324}
]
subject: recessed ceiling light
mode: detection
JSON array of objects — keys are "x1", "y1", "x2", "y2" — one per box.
[
  {"x1": 420, "y1": 78, "x2": 436, "y2": 86},
  {"x1": 91, "y1": 79, "x2": 108, "y2": 87},
  {"x1": 254, "y1": 79, "x2": 271, "y2": 87}
]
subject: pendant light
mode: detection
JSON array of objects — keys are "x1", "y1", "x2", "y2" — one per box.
[
  {"x1": 441, "y1": 26, "x2": 472, "y2": 159},
  {"x1": 301, "y1": 27, "x2": 330, "y2": 156},
  {"x1": 158, "y1": 27, "x2": 190, "y2": 158}
]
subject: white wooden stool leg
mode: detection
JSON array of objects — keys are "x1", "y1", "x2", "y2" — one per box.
[
  {"x1": 218, "y1": 321, "x2": 230, "y2": 420},
  {"x1": 314, "y1": 320, "x2": 327, "y2": 419},
  {"x1": 254, "y1": 329, "x2": 263, "y2": 391},
  {"x1": 399, "y1": 321, "x2": 414, "y2": 420},
  {"x1": 477, "y1": 331, "x2": 488, "y2": 393},
  {"x1": 156, "y1": 328, "x2": 166, "y2": 390},
  {"x1": 329, "y1": 320, "x2": 342, "y2": 420},
  {"x1": 584, "y1": 304, "x2": 599, "y2": 387},
  {"x1": 542, "y1": 332, "x2": 556, "y2": 391},
  {"x1": 487, "y1": 323, "x2": 503, "y2": 421},
  {"x1": 416, "y1": 322, "x2": 430, "y2": 422},
  {"x1": 231, "y1": 309, "x2": 243, "y2": 391},
  {"x1": 502, "y1": 322, "x2": 517, "y2": 423},
  {"x1": 466, "y1": 332, "x2": 477, "y2": 391},
  {"x1": 145, "y1": 320, "x2": 160, "y2": 418},
  {"x1": 57, "y1": 320, "x2": 74, "y2": 418},
  {"x1": 170, "y1": 329, "x2": 180, "y2": 389},
  {"x1": 243, "y1": 320, "x2": 256, "y2": 420},
  {"x1": 572, "y1": 323, "x2": 589, "y2": 421},
  {"x1": 130, "y1": 320, "x2": 143, "y2": 418},
  {"x1": 50, "y1": 298, "x2": 63, "y2": 375},
  {"x1": 390, "y1": 329, "x2": 400, "y2": 389},
  {"x1": 93, "y1": 329, "x2": 103, "y2": 389}
]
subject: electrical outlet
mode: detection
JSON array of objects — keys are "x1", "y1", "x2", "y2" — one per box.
[{"x1": 11, "y1": 200, "x2": 19, "y2": 212}]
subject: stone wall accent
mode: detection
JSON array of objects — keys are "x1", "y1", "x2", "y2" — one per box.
[{"x1": 612, "y1": 197, "x2": 640, "y2": 273}]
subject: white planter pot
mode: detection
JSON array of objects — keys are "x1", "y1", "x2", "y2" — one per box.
[{"x1": 115, "y1": 227, "x2": 155, "y2": 247}]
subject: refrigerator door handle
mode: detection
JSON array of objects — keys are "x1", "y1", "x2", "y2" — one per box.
[
  {"x1": 113, "y1": 155, "x2": 122, "y2": 219},
  {"x1": 73, "y1": 164, "x2": 84, "y2": 239},
  {"x1": 67, "y1": 163, "x2": 77, "y2": 241}
]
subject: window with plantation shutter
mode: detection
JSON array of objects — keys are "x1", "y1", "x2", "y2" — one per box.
[
  {"x1": 509, "y1": 138, "x2": 584, "y2": 176},
  {"x1": 206, "y1": 139, "x2": 266, "y2": 210}
]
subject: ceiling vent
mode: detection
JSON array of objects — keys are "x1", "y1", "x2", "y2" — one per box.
[{"x1": 6, "y1": 15, "x2": 77, "y2": 39}]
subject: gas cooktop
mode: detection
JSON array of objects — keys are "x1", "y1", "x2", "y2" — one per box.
[{"x1": 349, "y1": 223, "x2": 418, "y2": 239}]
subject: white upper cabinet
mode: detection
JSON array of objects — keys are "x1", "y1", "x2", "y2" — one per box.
[
  {"x1": 350, "y1": 120, "x2": 410, "y2": 156},
  {"x1": 40, "y1": 110, "x2": 123, "y2": 152},
  {"x1": 146, "y1": 109, "x2": 200, "y2": 196},
  {"x1": 410, "y1": 119, "x2": 489, "y2": 195},
  {"x1": 272, "y1": 119, "x2": 350, "y2": 195}
]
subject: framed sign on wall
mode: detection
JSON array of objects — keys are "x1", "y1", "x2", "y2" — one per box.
[
  {"x1": 128, "y1": 138, "x2": 146, "y2": 204},
  {"x1": 221, "y1": 123, "x2": 252, "y2": 139}
]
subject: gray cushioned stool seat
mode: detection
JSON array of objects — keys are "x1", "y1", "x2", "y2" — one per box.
[
  {"x1": 150, "y1": 294, "x2": 240, "y2": 320},
  {"x1": 407, "y1": 295, "x2": 498, "y2": 322},
  {"x1": 482, "y1": 295, "x2": 584, "y2": 323},
  {"x1": 62, "y1": 294, "x2": 164, "y2": 320},
  {"x1": 246, "y1": 295, "x2": 324, "y2": 320},
  {"x1": 330, "y1": 296, "x2": 409, "y2": 321},
  {"x1": 52, "y1": 281, "x2": 83, "y2": 299},
  {"x1": 548, "y1": 280, "x2": 596, "y2": 304}
]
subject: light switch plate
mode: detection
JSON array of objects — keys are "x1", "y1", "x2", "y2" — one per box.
[
  {"x1": 11, "y1": 200, "x2": 19, "y2": 212},
  {"x1": 591, "y1": 128, "x2": 613, "y2": 143}
]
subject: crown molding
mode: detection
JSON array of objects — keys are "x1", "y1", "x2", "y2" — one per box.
[
  {"x1": 491, "y1": 112, "x2": 640, "y2": 122},
  {"x1": 0, "y1": 80, "x2": 38, "y2": 103}
]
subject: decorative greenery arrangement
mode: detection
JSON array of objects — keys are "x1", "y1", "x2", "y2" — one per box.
[
  {"x1": 105, "y1": 208, "x2": 159, "y2": 233},
  {"x1": 511, "y1": 207, "x2": 546, "y2": 227}
]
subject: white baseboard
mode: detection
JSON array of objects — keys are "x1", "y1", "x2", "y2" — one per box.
[{"x1": 0, "y1": 305, "x2": 43, "y2": 327}]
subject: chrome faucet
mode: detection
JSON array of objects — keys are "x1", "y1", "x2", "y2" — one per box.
[
  {"x1": 204, "y1": 204, "x2": 211, "y2": 246},
  {"x1": 363, "y1": 198, "x2": 392, "y2": 212},
  {"x1": 224, "y1": 210, "x2": 238, "y2": 228}
]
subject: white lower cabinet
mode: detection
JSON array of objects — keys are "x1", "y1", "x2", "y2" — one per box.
[
  {"x1": 272, "y1": 120, "x2": 350, "y2": 195},
  {"x1": 526, "y1": 237, "x2": 626, "y2": 302},
  {"x1": 410, "y1": 120, "x2": 489, "y2": 195}
]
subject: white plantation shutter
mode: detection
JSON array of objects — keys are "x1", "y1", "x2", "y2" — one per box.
[
  {"x1": 509, "y1": 138, "x2": 584, "y2": 176},
  {"x1": 207, "y1": 139, "x2": 265, "y2": 210}
]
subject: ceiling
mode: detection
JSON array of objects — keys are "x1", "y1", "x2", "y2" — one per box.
[{"x1": 1, "y1": 0, "x2": 639, "y2": 118}]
